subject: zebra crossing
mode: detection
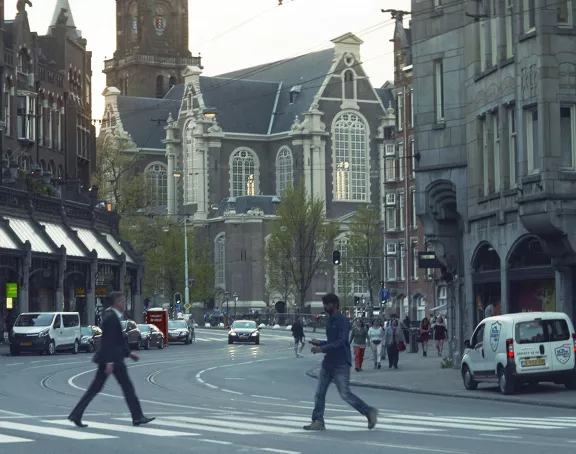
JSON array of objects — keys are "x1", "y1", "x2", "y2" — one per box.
[{"x1": 2, "y1": 411, "x2": 576, "y2": 444}]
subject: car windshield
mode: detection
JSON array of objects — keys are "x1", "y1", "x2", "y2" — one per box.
[
  {"x1": 80, "y1": 327, "x2": 92, "y2": 336},
  {"x1": 233, "y1": 321, "x2": 257, "y2": 329},
  {"x1": 15, "y1": 313, "x2": 54, "y2": 327},
  {"x1": 138, "y1": 325, "x2": 150, "y2": 332},
  {"x1": 169, "y1": 321, "x2": 186, "y2": 329},
  {"x1": 120, "y1": 321, "x2": 127, "y2": 329}
]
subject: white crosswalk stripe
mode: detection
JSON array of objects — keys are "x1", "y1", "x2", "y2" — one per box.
[{"x1": 2, "y1": 412, "x2": 576, "y2": 444}]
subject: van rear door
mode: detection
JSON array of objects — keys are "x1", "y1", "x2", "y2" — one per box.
[
  {"x1": 513, "y1": 318, "x2": 552, "y2": 374},
  {"x1": 543, "y1": 313, "x2": 575, "y2": 373}
]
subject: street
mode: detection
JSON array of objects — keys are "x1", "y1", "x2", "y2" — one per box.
[{"x1": 2, "y1": 329, "x2": 576, "y2": 454}]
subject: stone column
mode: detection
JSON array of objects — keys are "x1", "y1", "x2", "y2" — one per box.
[
  {"x1": 55, "y1": 246, "x2": 66, "y2": 312},
  {"x1": 20, "y1": 245, "x2": 31, "y2": 313},
  {"x1": 555, "y1": 266, "x2": 574, "y2": 320},
  {"x1": 164, "y1": 113, "x2": 179, "y2": 216},
  {"x1": 499, "y1": 264, "x2": 509, "y2": 315},
  {"x1": 86, "y1": 257, "x2": 97, "y2": 326},
  {"x1": 133, "y1": 264, "x2": 144, "y2": 323},
  {"x1": 201, "y1": 118, "x2": 224, "y2": 219}
]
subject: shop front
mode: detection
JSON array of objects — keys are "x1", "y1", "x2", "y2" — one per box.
[
  {"x1": 29, "y1": 257, "x2": 59, "y2": 313},
  {"x1": 471, "y1": 242, "x2": 502, "y2": 325}
]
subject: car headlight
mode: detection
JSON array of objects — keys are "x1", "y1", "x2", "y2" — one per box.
[
  {"x1": 229, "y1": 331, "x2": 237, "y2": 336},
  {"x1": 251, "y1": 332, "x2": 258, "y2": 337},
  {"x1": 80, "y1": 336, "x2": 89, "y2": 343},
  {"x1": 39, "y1": 329, "x2": 49, "y2": 337}
]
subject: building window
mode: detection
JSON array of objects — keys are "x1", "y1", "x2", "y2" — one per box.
[
  {"x1": 57, "y1": 109, "x2": 63, "y2": 150},
  {"x1": 434, "y1": 60, "x2": 444, "y2": 122},
  {"x1": 410, "y1": 85, "x2": 414, "y2": 127},
  {"x1": 184, "y1": 122, "x2": 199, "y2": 204},
  {"x1": 214, "y1": 234, "x2": 225, "y2": 288},
  {"x1": 508, "y1": 107, "x2": 517, "y2": 187},
  {"x1": 386, "y1": 242, "x2": 397, "y2": 281},
  {"x1": 333, "y1": 112, "x2": 369, "y2": 201},
  {"x1": 398, "y1": 143, "x2": 404, "y2": 180},
  {"x1": 490, "y1": 0, "x2": 498, "y2": 65},
  {"x1": 480, "y1": 117, "x2": 489, "y2": 195},
  {"x1": 410, "y1": 187, "x2": 417, "y2": 228},
  {"x1": 335, "y1": 236, "x2": 351, "y2": 296},
  {"x1": 479, "y1": 20, "x2": 487, "y2": 72},
  {"x1": 386, "y1": 207, "x2": 397, "y2": 231},
  {"x1": 230, "y1": 148, "x2": 258, "y2": 197},
  {"x1": 385, "y1": 157, "x2": 396, "y2": 181},
  {"x1": 560, "y1": 105, "x2": 576, "y2": 167},
  {"x1": 493, "y1": 112, "x2": 501, "y2": 192},
  {"x1": 434, "y1": 0, "x2": 441, "y2": 7},
  {"x1": 276, "y1": 146, "x2": 293, "y2": 196},
  {"x1": 410, "y1": 137, "x2": 416, "y2": 179},
  {"x1": 412, "y1": 242, "x2": 419, "y2": 280},
  {"x1": 399, "y1": 242, "x2": 406, "y2": 281},
  {"x1": 4, "y1": 86, "x2": 11, "y2": 136},
  {"x1": 155, "y1": 75, "x2": 164, "y2": 98},
  {"x1": 525, "y1": 108, "x2": 538, "y2": 173},
  {"x1": 342, "y1": 70, "x2": 356, "y2": 100},
  {"x1": 397, "y1": 91, "x2": 404, "y2": 131},
  {"x1": 398, "y1": 191, "x2": 405, "y2": 231},
  {"x1": 524, "y1": 0, "x2": 536, "y2": 31},
  {"x1": 145, "y1": 163, "x2": 168, "y2": 206},
  {"x1": 558, "y1": 0, "x2": 571, "y2": 24},
  {"x1": 506, "y1": 0, "x2": 514, "y2": 57},
  {"x1": 16, "y1": 95, "x2": 34, "y2": 140}
]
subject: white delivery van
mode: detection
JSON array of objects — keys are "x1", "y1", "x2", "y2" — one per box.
[
  {"x1": 461, "y1": 312, "x2": 576, "y2": 394},
  {"x1": 9, "y1": 312, "x2": 82, "y2": 356}
]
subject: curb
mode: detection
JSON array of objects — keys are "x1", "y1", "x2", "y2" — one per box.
[{"x1": 305, "y1": 368, "x2": 576, "y2": 410}]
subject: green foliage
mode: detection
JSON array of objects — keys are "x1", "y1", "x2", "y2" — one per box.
[
  {"x1": 267, "y1": 183, "x2": 339, "y2": 311},
  {"x1": 190, "y1": 241, "x2": 215, "y2": 303},
  {"x1": 265, "y1": 234, "x2": 295, "y2": 305},
  {"x1": 346, "y1": 205, "x2": 383, "y2": 306}
]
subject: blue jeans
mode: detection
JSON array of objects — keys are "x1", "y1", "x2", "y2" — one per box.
[{"x1": 311, "y1": 364, "x2": 373, "y2": 423}]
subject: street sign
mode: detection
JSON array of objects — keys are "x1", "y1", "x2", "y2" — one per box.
[
  {"x1": 380, "y1": 288, "x2": 389, "y2": 303},
  {"x1": 184, "y1": 302, "x2": 191, "y2": 310},
  {"x1": 418, "y1": 251, "x2": 442, "y2": 268},
  {"x1": 175, "y1": 304, "x2": 182, "y2": 313}
]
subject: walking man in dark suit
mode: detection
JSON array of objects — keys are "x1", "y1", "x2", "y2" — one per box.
[{"x1": 68, "y1": 291, "x2": 154, "y2": 428}]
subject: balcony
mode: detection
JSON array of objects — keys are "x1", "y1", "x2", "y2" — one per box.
[{"x1": 104, "y1": 53, "x2": 202, "y2": 71}]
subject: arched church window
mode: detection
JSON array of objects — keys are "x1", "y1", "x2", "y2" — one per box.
[
  {"x1": 145, "y1": 162, "x2": 168, "y2": 206},
  {"x1": 129, "y1": 3, "x2": 138, "y2": 41},
  {"x1": 156, "y1": 75, "x2": 164, "y2": 98},
  {"x1": 169, "y1": 76, "x2": 177, "y2": 89}
]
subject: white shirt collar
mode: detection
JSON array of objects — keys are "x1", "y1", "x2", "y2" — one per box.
[{"x1": 110, "y1": 308, "x2": 123, "y2": 320}]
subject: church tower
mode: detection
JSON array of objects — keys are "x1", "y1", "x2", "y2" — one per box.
[{"x1": 103, "y1": 0, "x2": 202, "y2": 99}]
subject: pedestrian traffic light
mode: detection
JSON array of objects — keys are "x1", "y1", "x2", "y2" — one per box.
[
  {"x1": 332, "y1": 250, "x2": 341, "y2": 265},
  {"x1": 354, "y1": 296, "x2": 360, "y2": 306}
]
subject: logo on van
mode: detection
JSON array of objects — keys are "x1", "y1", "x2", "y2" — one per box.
[
  {"x1": 555, "y1": 344, "x2": 572, "y2": 364},
  {"x1": 490, "y1": 321, "x2": 502, "y2": 352}
]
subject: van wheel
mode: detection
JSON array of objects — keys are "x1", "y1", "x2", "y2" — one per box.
[
  {"x1": 498, "y1": 366, "x2": 515, "y2": 395},
  {"x1": 158, "y1": 340, "x2": 164, "y2": 349},
  {"x1": 565, "y1": 379, "x2": 576, "y2": 390},
  {"x1": 10, "y1": 347, "x2": 20, "y2": 356},
  {"x1": 462, "y1": 365, "x2": 478, "y2": 390},
  {"x1": 47, "y1": 340, "x2": 56, "y2": 356},
  {"x1": 72, "y1": 341, "x2": 79, "y2": 354}
]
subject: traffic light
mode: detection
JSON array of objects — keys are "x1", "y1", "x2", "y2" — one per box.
[
  {"x1": 332, "y1": 250, "x2": 341, "y2": 265},
  {"x1": 354, "y1": 296, "x2": 360, "y2": 306}
]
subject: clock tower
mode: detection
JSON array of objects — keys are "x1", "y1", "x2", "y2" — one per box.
[{"x1": 103, "y1": 0, "x2": 202, "y2": 98}]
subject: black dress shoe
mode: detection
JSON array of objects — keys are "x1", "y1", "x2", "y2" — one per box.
[
  {"x1": 68, "y1": 415, "x2": 88, "y2": 428},
  {"x1": 133, "y1": 416, "x2": 155, "y2": 426}
]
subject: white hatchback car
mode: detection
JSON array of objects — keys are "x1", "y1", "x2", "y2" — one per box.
[{"x1": 461, "y1": 312, "x2": 576, "y2": 394}]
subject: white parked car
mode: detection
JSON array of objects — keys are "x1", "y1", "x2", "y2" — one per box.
[{"x1": 461, "y1": 312, "x2": 576, "y2": 394}]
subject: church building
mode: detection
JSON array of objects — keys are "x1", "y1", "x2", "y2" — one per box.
[{"x1": 100, "y1": 0, "x2": 396, "y2": 311}]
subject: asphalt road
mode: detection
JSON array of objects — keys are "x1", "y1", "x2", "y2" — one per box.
[{"x1": 2, "y1": 328, "x2": 576, "y2": 454}]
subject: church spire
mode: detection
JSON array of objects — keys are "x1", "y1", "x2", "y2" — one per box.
[{"x1": 49, "y1": 0, "x2": 76, "y2": 29}]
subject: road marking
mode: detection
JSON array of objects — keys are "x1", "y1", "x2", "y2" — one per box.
[
  {"x1": 251, "y1": 395, "x2": 287, "y2": 401},
  {"x1": 0, "y1": 421, "x2": 116, "y2": 440},
  {"x1": 0, "y1": 410, "x2": 28, "y2": 417},
  {"x1": 205, "y1": 383, "x2": 218, "y2": 389},
  {"x1": 0, "y1": 434, "x2": 33, "y2": 443},
  {"x1": 261, "y1": 449, "x2": 301, "y2": 454},
  {"x1": 4, "y1": 363, "x2": 21, "y2": 366},
  {"x1": 225, "y1": 377, "x2": 246, "y2": 380},
  {"x1": 199, "y1": 439, "x2": 233, "y2": 445},
  {"x1": 45, "y1": 420, "x2": 199, "y2": 437},
  {"x1": 115, "y1": 417, "x2": 258, "y2": 435},
  {"x1": 221, "y1": 389, "x2": 243, "y2": 395},
  {"x1": 480, "y1": 434, "x2": 522, "y2": 439},
  {"x1": 163, "y1": 416, "x2": 303, "y2": 434},
  {"x1": 335, "y1": 414, "x2": 510, "y2": 431}
]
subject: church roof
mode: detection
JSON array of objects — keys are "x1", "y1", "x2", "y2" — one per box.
[
  {"x1": 50, "y1": 0, "x2": 76, "y2": 28},
  {"x1": 116, "y1": 96, "x2": 182, "y2": 150},
  {"x1": 216, "y1": 48, "x2": 335, "y2": 134},
  {"x1": 375, "y1": 87, "x2": 394, "y2": 109}
]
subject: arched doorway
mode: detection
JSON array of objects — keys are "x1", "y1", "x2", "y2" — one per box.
[
  {"x1": 411, "y1": 293, "x2": 426, "y2": 322},
  {"x1": 472, "y1": 242, "x2": 501, "y2": 324},
  {"x1": 507, "y1": 236, "x2": 555, "y2": 313}
]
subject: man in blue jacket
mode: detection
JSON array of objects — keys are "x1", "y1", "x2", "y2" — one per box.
[{"x1": 304, "y1": 293, "x2": 378, "y2": 431}]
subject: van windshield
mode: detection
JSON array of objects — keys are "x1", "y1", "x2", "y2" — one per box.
[
  {"x1": 515, "y1": 319, "x2": 570, "y2": 344},
  {"x1": 15, "y1": 313, "x2": 55, "y2": 327}
]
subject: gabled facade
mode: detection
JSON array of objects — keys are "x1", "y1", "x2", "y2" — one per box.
[{"x1": 102, "y1": 33, "x2": 396, "y2": 312}]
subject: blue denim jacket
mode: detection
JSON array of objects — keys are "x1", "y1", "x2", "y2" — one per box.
[{"x1": 320, "y1": 312, "x2": 351, "y2": 369}]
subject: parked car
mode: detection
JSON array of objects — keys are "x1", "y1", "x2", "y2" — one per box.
[
  {"x1": 121, "y1": 319, "x2": 141, "y2": 350},
  {"x1": 138, "y1": 324, "x2": 164, "y2": 349},
  {"x1": 10, "y1": 312, "x2": 81, "y2": 356},
  {"x1": 167, "y1": 320, "x2": 194, "y2": 344},
  {"x1": 79, "y1": 325, "x2": 102, "y2": 353}
]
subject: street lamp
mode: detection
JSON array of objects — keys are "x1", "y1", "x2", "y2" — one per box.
[
  {"x1": 233, "y1": 292, "x2": 239, "y2": 317},
  {"x1": 224, "y1": 291, "x2": 230, "y2": 316}
]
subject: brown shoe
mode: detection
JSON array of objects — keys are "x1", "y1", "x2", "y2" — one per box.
[
  {"x1": 303, "y1": 420, "x2": 326, "y2": 431},
  {"x1": 367, "y1": 408, "x2": 378, "y2": 429}
]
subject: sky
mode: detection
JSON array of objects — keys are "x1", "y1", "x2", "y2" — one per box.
[{"x1": 7, "y1": 0, "x2": 408, "y2": 123}]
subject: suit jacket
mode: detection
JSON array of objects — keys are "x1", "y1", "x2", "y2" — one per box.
[{"x1": 93, "y1": 309, "x2": 130, "y2": 365}]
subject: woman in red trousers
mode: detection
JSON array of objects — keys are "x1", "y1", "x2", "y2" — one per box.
[{"x1": 349, "y1": 319, "x2": 369, "y2": 371}]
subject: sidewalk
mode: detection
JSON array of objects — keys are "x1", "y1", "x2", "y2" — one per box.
[{"x1": 306, "y1": 348, "x2": 576, "y2": 410}]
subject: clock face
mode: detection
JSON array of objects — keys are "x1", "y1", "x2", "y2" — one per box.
[{"x1": 153, "y1": 5, "x2": 167, "y2": 36}]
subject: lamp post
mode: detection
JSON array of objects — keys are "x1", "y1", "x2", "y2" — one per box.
[
  {"x1": 224, "y1": 291, "x2": 230, "y2": 316},
  {"x1": 183, "y1": 217, "x2": 190, "y2": 310},
  {"x1": 233, "y1": 292, "x2": 238, "y2": 317}
]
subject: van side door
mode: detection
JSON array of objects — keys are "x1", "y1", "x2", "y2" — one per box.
[
  {"x1": 52, "y1": 314, "x2": 63, "y2": 347},
  {"x1": 467, "y1": 323, "x2": 487, "y2": 376},
  {"x1": 484, "y1": 319, "x2": 505, "y2": 375},
  {"x1": 62, "y1": 314, "x2": 79, "y2": 347},
  {"x1": 544, "y1": 314, "x2": 575, "y2": 373}
]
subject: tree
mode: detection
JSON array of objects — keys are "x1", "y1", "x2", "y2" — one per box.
[
  {"x1": 346, "y1": 205, "x2": 383, "y2": 310},
  {"x1": 190, "y1": 241, "x2": 215, "y2": 303},
  {"x1": 265, "y1": 235, "x2": 295, "y2": 307},
  {"x1": 93, "y1": 129, "x2": 152, "y2": 214},
  {"x1": 269, "y1": 183, "x2": 339, "y2": 311}
]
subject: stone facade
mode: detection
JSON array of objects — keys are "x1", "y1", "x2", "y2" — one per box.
[
  {"x1": 411, "y1": 0, "x2": 576, "y2": 358},
  {"x1": 101, "y1": 30, "x2": 396, "y2": 312}
]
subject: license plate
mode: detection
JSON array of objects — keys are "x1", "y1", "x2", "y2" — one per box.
[
  {"x1": 522, "y1": 359, "x2": 546, "y2": 367},
  {"x1": 21, "y1": 342, "x2": 32, "y2": 346}
]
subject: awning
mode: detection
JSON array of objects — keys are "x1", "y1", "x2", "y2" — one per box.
[
  {"x1": 4, "y1": 216, "x2": 52, "y2": 253},
  {"x1": 305, "y1": 302, "x2": 325, "y2": 308},
  {"x1": 222, "y1": 301, "x2": 266, "y2": 309},
  {"x1": 431, "y1": 304, "x2": 447, "y2": 311},
  {"x1": 40, "y1": 222, "x2": 86, "y2": 257},
  {"x1": 73, "y1": 227, "x2": 115, "y2": 260},
  {"x1": 104, "y1": 233, "x2": 135, "y2": 263},
  {"x1": 0, "y1": 223, "x2": 18, "y2": 250}
]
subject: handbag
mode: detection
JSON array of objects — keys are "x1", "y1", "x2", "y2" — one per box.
[
  {"x1": 398, "y1": 341, "x2": 406, "y2": 352},
  {"x1": 372, "y1": 339, "x2": 382, "y2": 345}
]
